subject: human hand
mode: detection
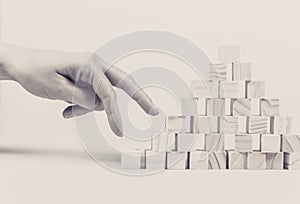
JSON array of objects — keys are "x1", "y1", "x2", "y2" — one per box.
[{"x1": 0, "y1": 44, "x2": 159, "y2": 136}]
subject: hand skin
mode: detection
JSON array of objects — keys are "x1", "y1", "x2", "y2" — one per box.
[{"x1": 0, "y1": 43, "x2": 159, "y2": 137}]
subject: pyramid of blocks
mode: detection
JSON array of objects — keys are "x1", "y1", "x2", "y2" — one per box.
[{"x1": 121, "y1": 46, "x2": 300, "y2": 170}]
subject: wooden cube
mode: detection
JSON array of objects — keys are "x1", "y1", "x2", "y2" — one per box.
[
  {"x1": 192, "y1": 116, "x2": 212, "y2": 134},
  {"x1": 190, "y1": 80, "x2": 210, "y2": 98},
  {"x1": 209, "y1": 63, "x2": 233, "y2": 81},
  {"x1": 238, "y1": 116, "x2": 247, "y2": 133},
  {"x1": 166, "y1": 152, "x2": 187, "y2": 170},
  {"x1": 224, "y1": 134, "x2": 235, "y2": 150},
  {"x1": 220, "y1": 116, "x2": 238, "y2": 133},
  {"x1": 260, "y1": 99, "x2": 280, "y2": 116},
  {"x1": 233, "y1": 62, "x2": 251, "y2": 81},
  {"x1": 251, "y1": 98, "x2": 260, "y2": 115},
  {"x1": 176, "y1": 133, "x2": 205, "y2": 152},
  {"x1": 167, "y1": 116, "x2": 190, "y2": 133},
  {"x1": 235, "y1": 134, "x2": 253, "y2": 152},
  {"x1": 219, "y1": 81, "x2": 246, "y2": 98},
  {"x1": 208, "y1": 151, "x2": 227, "y2": 169},
  {"x1": 207, "y1": 98, "x2": 225, "y2": 116},
  {"x1": 282, "y1": 135, "x2": 300, "y2": 152},
  {"x1": 145, "y1": 150, "x2": 166, "y2": 170},
  {"x1": 189, "y1": 151, "x2": 209, "y2": 170},
  {"x1": 151, "y1": 132, "x2": 175, "y2": 152},
  {"x1": 231, "y1": 99, "x2": 251, "y2": 116},
  {"x1": 246, "y1": 81, "x2": 265, "y2": 98},
  {"x1": 284, "y1": 152, "x2": 300, "y2": 170},
  {"x1": 266, "y1": 153, "x2": 283, "y2": 170},
  {"x1": 205, "y1": 134, "x2": 225, "y2": 152},
  {"x1": 270, "y1": 116, "x2": 292, "y2": 134},
  {"x1": 248, "y1": 152, "x2": 266, "y2": 170},
  {"x1": 228, "y1": 151, "x2": 248, "y2": 170},
  {"x1": 261, "y1": 134, "x2": 281, "y2": 153},
  {"x1": 246, "y1": 116, "x2": 269, "y2": 134}
]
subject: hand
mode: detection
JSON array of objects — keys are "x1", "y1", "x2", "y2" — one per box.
[{"x1": 0, "y1": 44, "x2": 159, "y2": 136}]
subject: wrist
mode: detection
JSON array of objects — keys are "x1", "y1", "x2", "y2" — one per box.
[{"x1": 0, "y1": 43, "x2": 17, "y2": 81}]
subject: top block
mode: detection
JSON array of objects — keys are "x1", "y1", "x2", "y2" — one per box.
[{"x1": 218, "y1": 46, "x2": 240, "y2": 63}]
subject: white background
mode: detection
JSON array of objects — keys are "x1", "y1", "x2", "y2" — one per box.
[{"x1": 1, "y1": 0, "x2": 300, "y2": 203}]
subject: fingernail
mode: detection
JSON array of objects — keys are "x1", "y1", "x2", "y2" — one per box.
[{"x1": 149, "y1": 106, "x2": 160, "y2": 116}]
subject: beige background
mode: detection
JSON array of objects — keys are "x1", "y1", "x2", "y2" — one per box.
[{"x1": 1, "y1": 0, "x2": 300, "y2": 203}]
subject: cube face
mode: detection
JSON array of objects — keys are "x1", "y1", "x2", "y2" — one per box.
[
  {"x1": 246, "y1": 81, "x2": 265, "y2": 98},
  {"x1": 189, "y1": 151, "x2": 209, "y2": 170},
  {"x1": 207, "y1": 98, "x2": 225, "y2": 116},
  {"x1": 219, "y1": 81, "x2": 245, "y2": 98},
  {"x1": 152, "y1": 132, "x2": 175, "y2": 152},
  {"x1": 282, "y1": 135, "x2": 300, "y2": 153},
  {"x1": 248, "y1": 152, "x2": 266, "y2": 170},
  {"x1": 176, "y1": 133, "x2": 205, "y2": 152},
  {"x1": 121, "y1": 150, "x2": 142, "y2": 170},
  {"x1": 205, "y1": 134, "x2": 224, "y2": 152},
  {"x1": 270, "y1": 117, "x2": 292, "y2": 134},
  {"x1": 228, "y1": 151, "x2": 248, "y2": 170},
  {"x1": 237, "y1": 116, "x2": 247, "y2": 133},
  {"x1": 252, "y1": 134, "x2": 261, "y2": 151},
  {"x1": 145, "y1": 150, "x2": 166, "y2": 170},
  {"x1": 284, "y1": 153, "x2": 300, "y2": 170},
  {"x1": 246, "y1": 116, "x2": 269, "y2": 134},
  {"x1": 231, "y1": 99, "x2": 251, "y2": 116},
  {"x1": 261, "y1": 134, "x2": 281, "y2": 153},
  {"x1": 190, "y1": 80, "x2": 210, "y2": 98},
  {"x1": 208, "y1": 152, "x2": 227, "y2": 169},
  {"x1": 260, "y1": 99, "x2": 280, "y2": 116},
  {"x1": 224, "y1": 134, "x2": 235, "y2": 150},
  {"x1": 220, "y1": 116, "x2": 238, "y2": 133},
  {"x1": 235, "y1": 134, "x2": 253, "y2": 152},
  {"x1": 251, "y1": 98, "x2": 260, "y2": 115},
  {"x1": 218, "y1": 46, "x2": 240, "y2": 63},
  {"x1": 233, "y1": 62, "x2": 251, "y2": 81},
  {"x1": 209, "y1": 63, "x2": 233, "y2": 81},
  {"x1": 166, "y1": 152, "x2": 187, "y2": 170},
  {"x1": 181, "y1": 98, "x2": 198, "y2": 116},
  {"x1": 192, "y1": 116, "x2": 212, "y2": 134},
  {"x1": 167, "y1": 116, "x2": 190, "y2": 133},
  {"x1": 266, "y1": 153, "x2": 283, "y2": 170}
]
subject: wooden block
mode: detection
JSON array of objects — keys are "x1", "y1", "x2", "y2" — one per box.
[
  {"x1": 209, "y1": 63, "x2": 233, "y2": 81},
  {"x1": 235, "y1": 134, "x2": 253, "y2": 152},
  {"x1": 145, "y1": 150, "x2": 166, "y2": 170},
  {"x1": 252, "y1": 134, "x2": 261, "y2": 151},
  {"x1": 210, "y1": 116, "x2": 220, "y2": 133},
  {"x1": 261, "y1": 134, "x2": 281, "y2": 153},
  {"x1": 166, "y1": 152, "x2": 187, "y2": 170},
  {"x1": 225, "y1": 98, "x2": 232, "y2": 115},
  {"x1": 246, "y1": 116, "x2": 269, "y2": 134},
  {"x1": 231, "y1": 99, "x2": 251, "y2": 116},
  {"x1": 181, "y1": 98, "x2": 198, "y2": 116},
  {"x1": 152, "y1": 132, "x2": 175, "y2": 152},
  {"x1": 238, "y1": 116, "x2": 247, "y2": 133},
  {"x1": 207, "y1": 98, "x2": 225, "y2": 116},
  {"x1": 266, "y1": 153, "x2": 283, "y2": 170},
  {"x1": 224, "y1": 134, "x2": 235, "y2": 150},
  {"x1": 121, "y1": 149, "x2": 142, "y2": 170},
  {"x1": 220, "y1": 116, "x2": 238, "y2": 133},
  {"x1": 192, "y1": 116, "x2": 212, "y2": 134},
  {"x1": 190, "y1": 80, "x2": 210, "y2": 98},
  {"x1": 248, "y1": 152, "x2": 266, "y2": 170},
  {"x1": 219, "y1": 81, "x2": 246, "y2": 98},
  {"x1": 208, "y1": 151, "x2": 227, "y2": 169},
  {"x1": 205, "y1": 134, "x2": 225, "y2": 152},
  {"x1": 233, "y1": 62, "x2": 251, "y2": 81},
  {"x1": 218, "y1": 46, "x2": 240, "y2": 63},
  {"x1": 176, "y1": 133, "x2": 205, "y2": 152},
  {"x1": 251, "y1": 98, "x2": 260, "y2": 116},
  {"x1": 284, "y1": 152, "x2": 300, "y2": 170},
  {"x1": 167, "y1": 116, "x2": 190, "y2": 133},
  {"x1": 228, "y1": 151, "x2": 248, "y2": 169},
  {"x1": 282, "y1": 135, "x2": 300, "y2": 152},
  {"x1": 246, "y1": 81, "x2": 265, "y2": 98},
  {"x1": 189, "y1": 151, "x2": 209, "y2": 170},
  {"x1": 270, "y1": 116, "x2": 292, "y2": 134},
  {"x1": 260, "y1": 99, "x2": 280, "y2": 116}
]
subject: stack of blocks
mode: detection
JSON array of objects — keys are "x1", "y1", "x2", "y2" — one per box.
[{"x1": 121, "y1": 46, "x2": 300, "y2": 170}]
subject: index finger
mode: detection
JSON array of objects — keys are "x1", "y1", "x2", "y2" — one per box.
[{"x1": 105, "y1": 65, "x2": 159, "y2": 116}]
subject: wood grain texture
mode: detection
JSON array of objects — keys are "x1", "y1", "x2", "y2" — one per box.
[
  {"x1": 231, "y1": 99, "x2": 251, "y2": 116},
  {"x1": 284, "y1": 152, "x2": 300, "y2": 170},
  {"x1": 192, "y1": 116, "x2": 212, "y2": 134},
  {"x1": 208, "y1": 151, "x2": 227, "y2": 169},
  {"x1": 189, "y1": 151, "x2": 209, "y2": 170},
  {"x1": 266, "y1": 153, "x2": 283, "y2": 170},
  {"x1": 205, "y1": 134, "x2": 224, "y2": 152},
  {"x1": 233, "y1": 62, "x2": 251, "y2": 81},
  {"x1": 209, "y1": 63, "x2": 232, "y2": 81},
  {"x1": 261, "y1": 134, "x2": 281, "y2": 153},
  {"x1": 248, "y1": 152, "x2": 266, "y2": 170},
  {"x1": 246, "y1": 81, "x2": 265, "y2": 98},
  {"x1": 220, "y1": 116, "x2": 238, "y2": 133},
  {"x1": 270, "y1": 116, "x2": 292, "y2": 134},
  {"x1": 219, "y1": 81, "x2": 245, "y2": 98},
  {"x1": 246, "y1": 116, "x2": 269, "y2": 134},
  {"x1": 235, "y1": 134, "x2": 253, "y2": 152},
  {"x1": 207, "y1": 98, "x2": 225, "y2": 116},
  {"x1": 228, "y1": 151, "x2": 248, "y2": 169},
  {"x1": 260, "y1": 99, "x2": 280, "y2": 116},
  {"x1": 282, "y1": 135, "x2": 300, "y2": 153},
  {"x1": 166, "y1": 152, "x2": 187, "y2": 170}
]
